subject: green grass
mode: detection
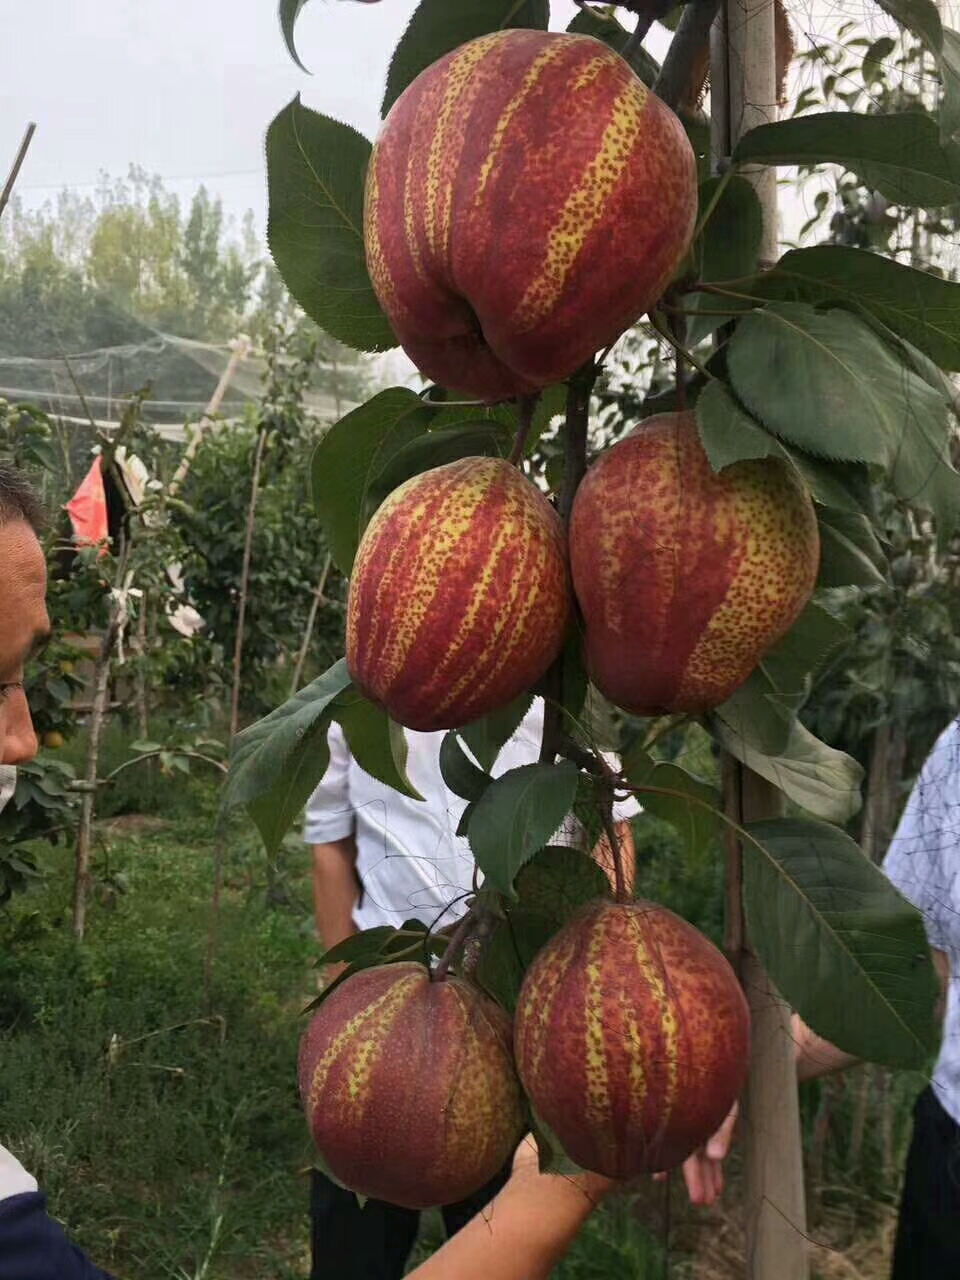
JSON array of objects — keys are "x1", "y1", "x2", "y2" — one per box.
[
  {"x1": 0, "y1": 802, "x2": 318, "y2": 1280},
  {"x1": 0, "y1": 764, "x2": 919, "y2": 1280}
]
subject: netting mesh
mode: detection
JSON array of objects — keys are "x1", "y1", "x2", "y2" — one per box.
[{"x1": 0, "y1": 326, "x2": 352, "y2": 436}]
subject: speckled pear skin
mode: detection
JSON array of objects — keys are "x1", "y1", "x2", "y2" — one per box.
[
  {"x1": 365, "y1": 29, "x2": 698, "y2": 402},
  {"x1": 298, "y1": 962, "x2": 525, "y2": 1210},
  {"x1": 514, "y1": 899, "x2": 751, "y2": 1178},
  {"x1": 346, "y1": 455, "x2": 571, "y2": 731},
  {"x1": 569, "y1": 411, "x2": 820, "y2": 715}
]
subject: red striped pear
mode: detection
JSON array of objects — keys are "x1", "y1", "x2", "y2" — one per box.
[
  {"x1": 346, "y1": 456, "x2": 570, "y2": 731},
  {"x1": 514, "y1": 900, "x2": 750, "y2": 1177},
  {"x1": 365, "y1": 29, "x2": 697, "y2": 402},
  {"x1": 298, "y1": 962, "x2": 525, "y2": 1208},
  {"x1": 569, "y1": 411, "x2": 820, "y2": 715}
]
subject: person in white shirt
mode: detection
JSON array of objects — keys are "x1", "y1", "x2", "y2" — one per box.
[
  {"x1": 785, "y1": 718, "x2": 959, "y2": 1278},
  {"x1": 303, "y1": 698, "x2": 639, "y2": 1280}
]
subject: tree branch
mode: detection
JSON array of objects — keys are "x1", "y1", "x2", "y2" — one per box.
[
  {"x1": 558, "y1": 365, "x2": 594, "y2": 523},
  {"x1": 653, "y1": 0, "x2": 721, "y2": 112},
  {"x1": 433, "y1": 904, "x2": 479, "y2": 982},
  {"x1": 541, "y1": 365, "x2": 597, "y2": 765},
  {"x1": 509, "y1": 393, "x2": 539, "y2": 465}
]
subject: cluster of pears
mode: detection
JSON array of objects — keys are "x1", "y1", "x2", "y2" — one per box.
[{"x1": 300, "y1": 28, "x2": 819, "y2": 1210}]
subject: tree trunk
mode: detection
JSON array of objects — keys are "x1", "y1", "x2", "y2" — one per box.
[
  {"x1": 877, "y1": 1065, "x2": 894, "y2": 1186},
  {"x1": 807, "y1": 1075, "x2": 842, "y2": 1225},
  {"x1": 847, "y1": 1065, "x2": 870, "y2": 1171},
  {"x1": 860, "y1": 722, "x2": 890, "y2": 863},
  {"x1": 724, "y1": 764, "x2": 809, "y2": 1279}
]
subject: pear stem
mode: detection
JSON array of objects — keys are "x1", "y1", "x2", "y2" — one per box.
[
  {"x1": 432, "y1": 904, "x2": 478, "y2": 982},
  {"x1": 599, "y1": 797, "x2": 630, "y2": 904},
  {"x1": 558, "y1": 364, "x2": 594, "y2": 523},
  {"x1": 508, "y1": 393, "x2": 540, "y2": 465}
]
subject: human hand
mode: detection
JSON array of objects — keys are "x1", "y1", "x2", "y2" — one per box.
[{"x1": 652, "y1": 1102, "x2": 738, "y2": 1207}]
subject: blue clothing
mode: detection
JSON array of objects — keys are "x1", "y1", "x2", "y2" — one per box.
[{"x1": 0, "y1": 1191, "x2": 115, "y2": 1280}]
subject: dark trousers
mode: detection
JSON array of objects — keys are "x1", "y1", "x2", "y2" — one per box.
[
  {"x1": 891, "y1": 1087, "x2": 960, "y2": 1278},
  {"x1": 309, "y1": 1163, "x2": 512, "y2": 1280}
]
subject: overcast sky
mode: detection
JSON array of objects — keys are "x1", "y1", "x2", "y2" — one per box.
[
  {"x1": 3, "y1": 1, "x2": 955, "y2": 245},
  {"x1": 2, "y1": 0, "x2": 656, "y2": 238}
]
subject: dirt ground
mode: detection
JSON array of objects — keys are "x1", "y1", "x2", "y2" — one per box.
[{"x1": 628, "y1": 1163, "x2": 898, "y2": 1279}]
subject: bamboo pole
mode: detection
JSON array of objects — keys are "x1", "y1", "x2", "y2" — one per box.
[
  {"x1": 167, "y1": 334, "x2": 252, "y2": 500},
  {"x1": 72, "y1": 555, "x2": 133, "y2": 939},
  {"x1": 712, "y1": 4, "x2": 809, "y2": 1277},
  {"x1": 290, "y1": 552, "x2": 333, "y2": 697},
  {"x1": 0, "y1": 123, "x2": 36, "y2": 223}
]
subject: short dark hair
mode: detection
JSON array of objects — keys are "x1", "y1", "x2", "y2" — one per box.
[{"x1": 0, "y1": 460, "x2": 46, "y2": 534}]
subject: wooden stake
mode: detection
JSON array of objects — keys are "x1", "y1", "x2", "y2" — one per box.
[{"x1": 713, "y1": 3, "x2": 808, "y2": 1277}]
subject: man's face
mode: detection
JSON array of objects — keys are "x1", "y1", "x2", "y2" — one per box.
[{"x1": 0, "y1": 520, "x2": 50, "y2": 767}]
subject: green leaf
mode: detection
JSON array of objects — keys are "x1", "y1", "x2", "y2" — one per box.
[
  {"x1": 862, "y1": 36, "x2": 897, "y2": 87},
  {"x1": 733, "y1": 111, "x2": 960, "y2": 207},
  {"x1": 318, "y1": 926, "x2": 400, "y2": 968},
  {"x1": 129, "y1": 739, "x2": 163, "y2": 754},
  {"x1": 460, "y1": 693, "x2": 534, "y2": 773},
  {"x1": 565, "y1": 7, "x2": 660, "y2": 85},
  {"x1": 743, "y1": 817, "x2": 940, "y2": 1068},
  {"x1": 334, "y1": 692, "x2": 423, "y2": 800},
  {"x1": 532, "y1": 1110, "x2": 586, "y2": 1177},
  {"x1": 686, "y1": 176, "x2": 763, "y2": 344},
  {"x1": 875, "y1": 1, "x2": 960, "y2": 144},
  {"x1": 473, "y1": 908, "x2": 550, "y2": 1013},
  {"x1": 440, "y1": 732, "x2": 493, "y2": 803},
  {"x1": 876, "y1": 0, "x2": 941, "y2": 50},
  {"x1": 468, "y1": 761, "x2": 581, "y2": 896},
  {"x1": 715, "y1": 714, "x2": 864, "y2": 824},
  {"x1": 559, "y1": 626, "x2": 589, "y2": 728},
  {"x1": 621, "y1": 744, "x2": 719, "y2": 858},
  {"x1": 696, "y1": 380, "x2": 791, "y2": 472},
  {"x1": 225, "y1": 660, "x2": 352, "y2": 852},
  {"x1": 474, "y1": 847, "x2": 609, "y2": 1011},
  {"x1": 512, "y1": 845, "x2": 610, "y2": 922},
  {"x1": 785, "y1": 455, "x2": 876, "y2": 517},
  {"x1": 817, "y1": 508, "x2": 889, "y2": 588},
  {"x1": 727, "y1": 303, "x2": 960, "y2": 537},
  {"x1": 311, "y1": 388, "x2": 434, "y2": 573},
  {"x1": 696, "y1": 384, "x2": 877, "y2": 525},
  {"x1": 382, "y1": 0, "x2": 549, "y2": 118},
  {"x1": 362, "y1": 423, "x2": 510, "y2": 518},
  {"x1": 266, "y1": 97, "x2": 395, "y2": 352},
  {"x1": 307, "y1": 922, "x2": 445, "y2": 1014},
  {"x1": 712, "y1": 669, "x2": 794, "y2": 757},
  {"x1": 279, "y1": 0, "x2": 309, "y2": 72},
  {"x1": 750, "y1": 246, "x2": 960, "y2": 373},
  {"x1": 758, "y1": 603, "x2": 852, "y2": 708}
]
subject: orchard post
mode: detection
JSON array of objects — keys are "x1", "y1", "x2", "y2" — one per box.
[{"x1": 712, "y1": 2, "x2": 809, "y2": 1276}]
